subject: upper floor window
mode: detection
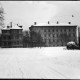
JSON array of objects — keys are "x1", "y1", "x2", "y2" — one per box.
[
  {"x1": 60, "y1": 29, "x2": 62, "y2": 32},
  {"x1": 64, "y1": 29, "x2": 66, "y2": 32},
  {"x1": 3, "y1": 36, "x2": 6, "y2": 39},
  {"x1": 49, "y1": 39, "x2": 52, "y2": 43},
  {"x1": 45, "y1": 39, "x2": 46, "y2": 43},
  {"x1": 53, "y1": 34, "x2": 54, "y2": 37},
  {"x1": 16, "y1": 35, "x2": 19, "y2": 39},
  {"x1": 44, "y1": 34, "x2": 46, "y2": 37},
  {"x1": 53, "y1": 40, "x2": 55, "y2": 42},
  {"x1": 48, "y1": 34, "x2": 50, "y2": 37},
  {"x1": 52, "y1": 29, "x2": 54, "y2": 32},
  {"x1": 17, "y1": 41, "x2": 19, "y2": 45},
  {"x1": 56, "y1": 29, "x2": 58, "y2": 32},
  {"x1": 2, "y1": 30, "x2": 8, "y2": 33},
  {"x1": 17, "y1": 30, "x2": 19, "y2": 33},
  {"x1": 73, "y1": 33, "x2": 75, "y2": 37},
  {"x1": 73, "y1": 29, "x2": 75, "y2": 32},
  {"x1": 48, "y1": 29, "x2": 50, "y2": 32},
  {"x1": 44, "y1": 29, "x2": 46, "y2": 32},
  {"x1": 56, "y1": 34, "x2": 58, "y2": 37},
  {"x1": 12, "y1": 30, "x2": 15, "y2": 33},
  {"x1": 69, "y1": 29, "x2": 71, "y2": 32},
  {"x1": 69, "y1": 34, "x2": 71, "y2": 36}
]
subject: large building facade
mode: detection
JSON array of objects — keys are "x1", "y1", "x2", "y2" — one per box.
[
  {"x1": 29, "y1": 22, "x2": 78, "y2": 47},
  {"x1": 1, "y1": 24, "x2": 23, "y2": 48}
]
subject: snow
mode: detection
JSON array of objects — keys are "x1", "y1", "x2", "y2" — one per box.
[
  {"x1": 0, "y1": 47, "x2": 80, "y2": 79},
  {"x1": 33, "y1": 23, "x2": 77, "y2": 26},
  {"x1": 2, "y1": 24, "x2": 22, "y2": 30}
]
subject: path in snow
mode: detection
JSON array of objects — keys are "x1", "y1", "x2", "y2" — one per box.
[{"x1": 0, "y1": 47, "x2": 80, "y2": 79}]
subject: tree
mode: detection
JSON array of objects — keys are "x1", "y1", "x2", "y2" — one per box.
[
  {"x1": 30, "y1": 31, "x2": 45, "y2": 47},
  {"x1": 23, "y1": 30, "x2": 31, "y2": 47},
  {"x1": 0, "y1": 3, "x2": 4, "y2": 28}
]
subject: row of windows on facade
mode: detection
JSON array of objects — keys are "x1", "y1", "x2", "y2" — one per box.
[
  {"x1": 2, "y1": 30, "x2": 22, "y2": 34},
  {"x1": 36, "y1": 28, "x2": 76, "y2": 33},
  {"x1": 43, "y1": 39, "x2": 75, "y2": 43},
  {"x1": 2, "y1": 35, "x2": 22, "y2": 40},
  {"x1": 46, "y1": 43, "x2": 66, "y2": 46},
  {"x1": 12, "y1": 41, "x2": 22, "y2": 45},
  {"x1": 2, "y1": 41, "x2": 22, "y2": 46},
  {"x1": 42, "y1": 33, "x2": 75, "y2": 38}
]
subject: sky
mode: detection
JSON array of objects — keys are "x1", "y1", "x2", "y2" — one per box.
[{"x1": 1, "y1": 1, "x2": 80, "y2": 30}]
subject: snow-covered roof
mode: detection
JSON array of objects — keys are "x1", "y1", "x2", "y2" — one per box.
[
  {"x1": 10, "y1": 25, "x2": 22, "y2": 29},
  {"x1": 2, "y1": 24, "x2": 22, "y2": 30},
  {"x1": 33, "y1": 23, "x2": 77, "y2": 26},
  {"x1": 1, "y1": 27, "x2": 10, "y2": 30}
]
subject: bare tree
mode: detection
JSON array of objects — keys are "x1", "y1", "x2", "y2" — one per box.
[
  {"x1": 0, "y1": 3, "x2": 4, "y2": 28},
  {"x1": 30, "y1": 31, "x2": 45, "y2": 47}
]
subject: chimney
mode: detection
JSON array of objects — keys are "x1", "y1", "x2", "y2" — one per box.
[
  {"x1": 68, "y1": 22, "x2": 71, "y2": 24},
  {"x1": 57, "y1": 21, "x2": 59, "y2": 24},
  {"x1": 17, "y1": 24, "x2": 18, "y2": 26},
  {"x1": 7, "y1": 26, "x2": 9, "y2": 28},
  {"x1": 10, "y1": 22, "x2": 12, "y2": 28},
  {"x1": 48, "y1": 21, "x2": 50, "y2": 24},
  {"x1": 19, "y1": 26, "x2": 22, "y2": 28},
  {"x1": 34, "y1": 22, "x2": 37, "y2": 25}
]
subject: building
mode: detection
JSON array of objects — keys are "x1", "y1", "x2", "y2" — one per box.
[
  {"x1": 1, "y1": 23, "x2": 23, "y2": 48},
  {"x1": 78, "y1": 26, "x2": 80, "y2": 46},
  {"x1": 29, "y1": 22, "x2": 78, "y2": 47}
]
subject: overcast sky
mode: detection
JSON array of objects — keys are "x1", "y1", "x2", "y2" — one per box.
[{"x1": 1, "y1": 1, "x2": 80, "y2": 30}]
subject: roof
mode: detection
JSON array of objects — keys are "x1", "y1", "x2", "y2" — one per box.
[
  {"x1": 10, "y1": 25, "x2": 22, "y2": 29},
  {"x1": 2, "y1": 24, "x2": 22, "y2": 30},
  {"x1": 1, "y1": 27, "x2": 10, "y2": 30},
  {"x1": 33, "y1": 23, "x2": 77, "y2": 26}
]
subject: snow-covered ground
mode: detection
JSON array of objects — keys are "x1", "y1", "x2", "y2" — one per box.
[{"x1": 0, "y1": 47, "x2": 80, "y2": 79}]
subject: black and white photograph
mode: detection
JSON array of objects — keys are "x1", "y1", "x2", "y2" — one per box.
[{"x1": 0, "y1": 0, "x2": 80, "y2": 79}]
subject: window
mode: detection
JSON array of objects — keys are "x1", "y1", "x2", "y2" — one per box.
[
  {"x1": 69, "y1": 34, "x2": 71, "y2": 36},
  {"x1": 13, "y1": 30, "x2": 15, "y2": 33},
  {"x1": 73, "y1": 29, "x2": 75, "y2": 32},
  {"x1": 19, "y1": 30, "x2": 22, "y2": 33},
  {"x1": 16, "y1": 35, "x2": 19, "y2": 39},
  {"x1": 17, "y1": 30, "x2": 19, "y2": 33},
  {"x1": 48, "y1": 29, "x2": 50, "y2": 32},
  {"x1": 47, "y1": 40, "x2": 49, "y2": 43},
  {"x1": 6, "y1": 31, "x2": 9, "y2": 33},
  {"x1": 53, "y1": 40, "x2": 55, "y2": 42},
  {"x1": 53, "y1": 34, "x2": 54, "y2": 37},
  {"x1": 45, "y1": 39, "x2": 46, "y2": 43},
  {"x1": 13, "y1": 41, "x2": 16, "y2": 44},
  {"x1": 56, "y1": 34, "x2": 58, "y2": 37},
  {"x1": 17, "y1": 41, "x2": 19, "y2": 45},
  {"x1": 44, "y1": 29, "x2": 46, "y2": 32},
  {"x1": 20, "y1": 41, "x2": 22, "y2": 44},
  {"x1": 73, "y1": 33, "x2": 75, "y2": 37},
  {"x1": 52, "y1": 29, "x2": 54, "y2": 32},
  {"x1": 49, "y1": 39, "x2": 51, "y2": 43},
  {"x1": 44, "y1": 34, "x2": 46, "y2": 37},
  {"x1": 4, "y1": 42, "x2": 7, "y2": 46},
  {"x1": 7, "y1": 36, "x2": 10, "y2": 39},
  {"x1": 3, "y1": 36, "x2": 6, "y2": 39},
  {"x1": 69, "y1": 29, "x2": 71, "y2": 32},
  {"x1": 57, "y1": 40, "x2": 59, "y2": 42},
  {"x1": 48, "y1": 34, "x2": 50, "y2": 37},
  {"x1": 57, "y1": 34, "x2": 58, "y2": 37},
  {"x1": 60, "y1": 29, "x2": 62, "y2": 32},
  {"x1": 56, "y1": 29, "x2": 58, "y2": 32}
]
